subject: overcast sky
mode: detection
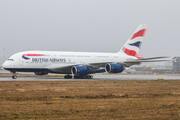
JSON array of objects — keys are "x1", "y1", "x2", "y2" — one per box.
[{"x1": 0, "y1": 0, "x2": 180, "y2": 65}]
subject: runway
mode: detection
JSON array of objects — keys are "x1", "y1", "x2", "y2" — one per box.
[
  {"x1": 1, "y1": 69, "x2": 180, "y2": 81},
  {"x1": 0, "y1": 74, "x2": 180, "y2": 81}
]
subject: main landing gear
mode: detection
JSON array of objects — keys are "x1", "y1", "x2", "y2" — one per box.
[
  {"x1": 64, "y1": 74, "x2": 72, "y2": 79},
  {"x1": 64, "y1": 74, "x2": 93, "y2": 79},
  {"x1": 74, "y1": 75, "x2": 93, "y2": 79}
]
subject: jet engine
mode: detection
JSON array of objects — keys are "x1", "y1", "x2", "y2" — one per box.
[
  {"x1": 105, "y1": 63, "x2": 124, "y2": 73},
  {"x1": 71, "y1": 66, "x2": 89, "y2": 76}
]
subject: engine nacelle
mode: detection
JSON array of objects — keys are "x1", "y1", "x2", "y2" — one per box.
[
  {"x1": 71, "y1": 66, "x2": 89, "y2": 76},
  {"x1": 105, "y1": 63, "x2": 124, "y2": 73},
  {"x1": 34, "y1": 72, "x2": 48, "y2": 75}
]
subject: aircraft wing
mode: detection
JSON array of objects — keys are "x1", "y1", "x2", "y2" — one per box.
[
  {"x1": 48, "y1": 56, "x2": 169, "y2": 73},
  {"x1": 48, "y1": 62, "x2": 106, "y2": 73},
  {"x1": 48, "y1": 62, "x2": 109, "y2": 74},
  {"x1": 87, "y1": 56, "x2": 170, "y2": 67},
  {"x1": 121, "y1": 56, "x2": 170, "y2": 67}
]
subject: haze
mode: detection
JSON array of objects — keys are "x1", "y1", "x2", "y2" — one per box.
[{"x1": 0, "y1": 0, "x2": 180, "y2": 65}]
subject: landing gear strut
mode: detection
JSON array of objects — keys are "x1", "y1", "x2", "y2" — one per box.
[
  {"x1": 64, "y1": 74, "x2": 72, "y2": 79},
  {"x1": 74, "y1": 75, "x2": 93, "y2": 79},
  {"x1": 11, "y1": 72, "x2": 17, "y2": 79}
]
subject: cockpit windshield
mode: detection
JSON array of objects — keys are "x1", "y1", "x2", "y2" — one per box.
[{"x1": 7, "y1": 59, "x2": 14, "y2": 61}]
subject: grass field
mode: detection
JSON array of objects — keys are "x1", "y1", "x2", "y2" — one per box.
[{"x1": 0, "y1": 80, "x2": 180, "y2": 119}]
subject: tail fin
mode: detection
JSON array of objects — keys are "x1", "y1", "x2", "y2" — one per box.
[{"x1": 118, "y1": 24, "x2": 147, "y2": 58}]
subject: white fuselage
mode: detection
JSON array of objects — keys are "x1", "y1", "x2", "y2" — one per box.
[{"x1": 2, "y1": 51, "x2": 136, "y2": 74}]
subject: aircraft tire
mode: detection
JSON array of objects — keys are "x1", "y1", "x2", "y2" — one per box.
[
  {"x1": 74, "y1": 75, "x2": 93, "y2": 79},
  {"x1": 90, "y1": 75, "x2": 93, "y2": 79},
  {"x1": 86, "y1": 75, "x2": 91, "y2": 79},
  {"x1": 74, "y1": 75, "x2": 78, "y2": 79},
  {"x1": 64, "y1": 75, "x2": 72, "y2": 79},
  {"x1": 12, "y1": 75, "x2": 17, "y2": 79}
]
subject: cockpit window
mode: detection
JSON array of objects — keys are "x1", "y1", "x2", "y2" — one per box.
[{"x1": 7, "y1": 59, "x2": 14, "y2": 61}]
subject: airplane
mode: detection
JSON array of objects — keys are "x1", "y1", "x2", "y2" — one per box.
[{"x1": 2, "y1": 24, "x2": 167, "y2": 79}]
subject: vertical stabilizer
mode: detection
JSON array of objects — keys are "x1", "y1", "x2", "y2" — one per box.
[{"x1": 118, "y1": 24, "x2": 147, "y2": 58}]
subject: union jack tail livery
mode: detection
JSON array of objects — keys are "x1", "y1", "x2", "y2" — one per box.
[{"x1": 119, "y1": 24, "x2": 147, "y2": 58}]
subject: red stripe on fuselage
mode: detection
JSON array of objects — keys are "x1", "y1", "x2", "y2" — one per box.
[
  {"x1": 22, "y1": 54, "x2": 45, "y2": 56},
  {"x1": 130, "y1": 29, "x2": 146, "y2": 40}
]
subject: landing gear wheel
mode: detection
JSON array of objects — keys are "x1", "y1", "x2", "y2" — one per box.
[
  {"x1": 74, "y1": 75, "x2": 93, "y2": 79},
  {"x1": 64, "y1": 75, "x2": 72, "y2": 79},
  {"x1": 90, "y1": 75, "x2": 93, "y2": 79},
  {"x1": 11, "y1": 71, "x2": 17, "y2": 79},
  {"x1": 86, "y1": 75, "x2": 90, "y2": 79},
  {"x1": 74, "y1": 75, "x2": 79, "y2": 79},
  {"x1": 12, "y1": 75, "x2": 17, "y2": 79}
]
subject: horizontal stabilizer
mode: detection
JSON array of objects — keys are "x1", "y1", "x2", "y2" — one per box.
[
  {"x1": 124, "y1": 56, "x2": 170, "y2": 64},
  {"x1": 124, "y1": 59, "x2": 170, "y2": 63},
  {"x1": 137, "y1": 56, "x2": 169, "y2": 60}
]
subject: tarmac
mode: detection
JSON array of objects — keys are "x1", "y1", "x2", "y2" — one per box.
[
  {"x1": 1, "y1": 69, "x2": 180, "y2": 81},
  {"x1": 1, "y1": 74, "x2": 180, "y2": 81}
]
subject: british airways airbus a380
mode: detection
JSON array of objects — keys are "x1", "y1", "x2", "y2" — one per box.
[{"x1": 2, "y1": 24, "x2": 166, "y2": 79}]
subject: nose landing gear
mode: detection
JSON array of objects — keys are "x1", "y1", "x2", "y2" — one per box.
[
  {"x1": 12, "y1": 75, "x2": 17, "y2": 79},
  {"x1": 11, "y1": 72, "x2": 17, "y2": 79}
]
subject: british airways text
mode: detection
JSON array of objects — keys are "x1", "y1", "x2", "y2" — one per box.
[{"x1": 32, "y1": 58, "x2": 66, "y2": 63}]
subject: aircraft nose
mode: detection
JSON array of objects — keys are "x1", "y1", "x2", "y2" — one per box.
[{"x1": 2, "y1": 61, "x2": 8, "y2": 68}]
